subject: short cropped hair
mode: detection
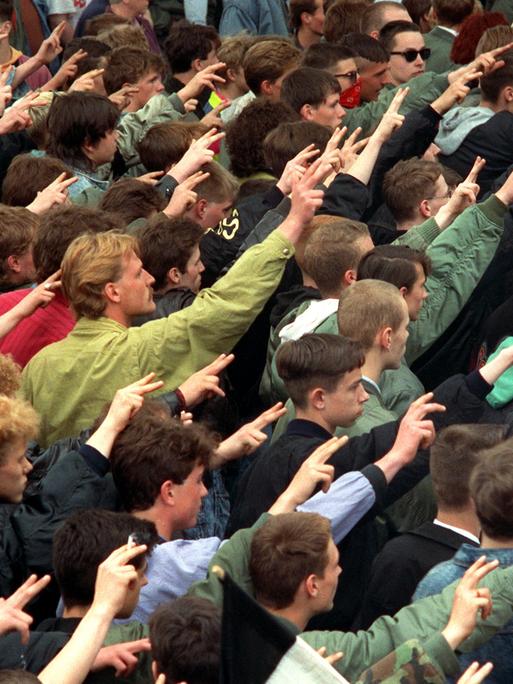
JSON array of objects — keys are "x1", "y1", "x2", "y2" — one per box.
[
  {"x1": 138, "y1": 215, "x2": 204, "y2": 290},
  {"x1": 243, "y1": 39, "x2": 301, "y2": 95},
  {"x1": 150, "y1": 597, "x2": 221, "y2": 684},
  {"x1": 0, "y1": 207, "x2": 39, "y2": 285},
  {"x1": 290, "y1": 0, "x2": 318, "y2": 30},
  {"x1": 137, "y1": 121, "x2": 208, "y2": 172},
  {"x1": 281, "y1": 67, "x2": 340, "y2": 113},
  {"x1": 0, "y1": 0, "x2": 13, "y2": 23},
  {"x1": 110, "y1": 404, "x2": 214, "y2": 511},
  {"x1": 276, "y1": 333, "x2": 364, "y2": 409},
  {"x1": 2, "y1": 154, "x2": 70, "y2": 207},
  {"x1": 53, "y1": 509, "x2": 159, "y2": 608},
  {"x1": 0, "y1": 353, "x2": 21, "y2": 397},
  {"x1": 480, "y1": 54, "x2": 513, "y2": 104},
  {"x1": 46, "y1": 92, "x2": 119, "y2": 169},
  {"x1": 361, "y1": 1, "x2": 410, "y2": 34},
  {"x1": 324, "y1": 2, "x2": 368, "y2": 43},
  {"x1": 34, "y1": 206, "x2": 123, "y2": 283},
  {"x1": 302, "y1": 42, "x2": 357, "y2": 71},
  {"x1": 103, "y1": 46, "x2": 166, "y2": 94},
  {"x1": 470, "y1": 438, "x2": 513, "y2": 540},
  {"x1": 263, "y1": 121, "x2": 331, "y2": 178},
  {"x1": 357, "y1": 245, "x2": 432, "y2": 291},
  {"x1": 250, "y1": 512, "x2": 332, "y2": 609},
  {"x1": 164, "y1": 20, "x2": 220, "y2": 74},
  {"x1": 0, "y1": 396, "x2": 39, "y2": 465},
  {"x1": 340, "y1": 32, "x2": 390, "y2": 64},
  {"x1": 195, "y1": 161, "x2": 239, "y2": 203},
  {"x1": 431, "y1": 424, "x2": 507, "y2": 510},
  {"x1": 99, "y1": 179, "x2": 166, "y2": 225},
  {"x1": 62, "y1": 37, "x2": 111, "y2": 80},
  {"x1": 383, "y1": 158, "x2": 443, "y2": 223},
  {"x1": 0, "y1": 672, "x2": 41, "y2": 684},
  {"x1": 379, "y1": 20, "x2": 421, "y2": 53},
  {"x1": 61, "y1": 231, "x2": 138, "y2": 319},
  {"x1": 97, "y1": 23, "x2": 149, "y2": 51},
  {"x1": 83, "y1": 12, "x2": 127, "y2": 36},
  {"x1": 433, "y1": 0, "x2": 474, "y2": 26},
  {"x1": 337, "y1": 279, "x2": 406, "y2": 350},
  {"x1": 225, "y1": 99, "x2": 299, "y2": 178},
  {"x1": 303, "y1": 220, "x2": 370, "y2": 296}
]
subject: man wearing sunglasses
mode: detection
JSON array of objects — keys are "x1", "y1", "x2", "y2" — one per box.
[{"x1": 380, "y1": 20, "x2": 431, "y2": 86}]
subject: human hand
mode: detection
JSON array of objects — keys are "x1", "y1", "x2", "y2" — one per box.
[
  {"x1": 442, "y1": 556, "x2": 498, "y2": 650},
  {"x1": 431, "y1": 68, "x2": 482, "y2": 115},
  {"x1": 170, "y1": 128, "x2": 225, "y2": 183},
  {"x1": 0, "y1": 106, "x2": 31, "y2": 135},
  {"x1": 92, "y1": 638, "x2": 151, "y2": 677},
  {"x1": 177, "y1": 353, "x2": 234, "y2": 407},
  {"x1": 91, "y1": 543, "x2": 148, "y2": 619},
  {"x1": 183, "y1": 97, "x2": 198, "y2": 113},
  {"x1": 393, "y1": 392, "x2": 445, "y2": 457},
  {"x1": 0, "y1": 69, "x2": 12, "y2": 116},
  {"x1": 26, "y1": 172, "x2": 77, "y2": 214},
  {"x1": 177, "y1": 62, "x2": 226, "y2": 102},
  {"x1": 100, "y1": 373, "x2": 164, "y2": 436},
  {"x1": 214, "y1": 403, "x2": 287, "y2": 465},
  {"x1": 276, "y1": 144, "x2": 319, "y2": 195},
  {"x1": 371, "y1": 87, "x2": 407, "y2": 143},
  {"x1": 163, "y1": 170, "x2": 209, "y2": 217},
  {"x1": 52, "y1": 49, "x2": 88, "y2": 89},
  {"x1": 457, "y1": 661, "x2": 494, "y2": 684},
  {"x1": 35, "y1": 21, "x2": 65, "y2": 64},
  {"x1": 340, "y1": 127, "x2": 368, "y2": 170},
  {"x1": 201, "y1": 100, "x2": 231, "y2": 129},
  {"x1": 13, "y1": 271, "x2": 62, "y2": 318},
  {"x1": 435, "y1": 156, "x2": 484, "y2": 229},
  {"x1": 0, "y1": 574, "x2": 51, "y2": 644},
  {"x1": 137, "y1": 170, "x2": 164, "y2": 185},
  {"x1": 108, "y1": 85, "x2": 140, "y2": 110},
  {"x1": 316, "y1": 647, "x2": 344, "y2": 667},
  {"x1": 469, "y1": 41, "x2": 513, "y2": 77},
  {"x1": 68, "y1": 68, "x2": 105, "y2": 93}
]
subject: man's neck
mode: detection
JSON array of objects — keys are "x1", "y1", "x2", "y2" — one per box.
[
  {"x1": 172, "y1": 69, "x2": 196, "y2": 86},
  {"x1": 481, "y1": 533, "x2": 513, "y2": 549},
  {"x1": 480, "y1": 97, "x2": 506, "y2": 114},
  {"x1": 63, "y1": 605, "x2": 89, "y2": 619},
  {"x1": 361, "y1": 349, "x2": 386, "y2": 385},
  {"x1": 110, "y1": 3, "x2": 138, "y2": 20},
  {"x1": 0, "y1": 39, "x2": 12, "y2": 65},
  {"x1": 132, "y1": 506, "x2": 174, "y2": 541},
  {"x1": 436, "y1": 508, "x2": 480, "y2": 539},
  {"x1": 296, "y1": 26, "x2": 322, "y2": 50},
  {"x1": 266, "y1": 604, "x2": 310, "y2": 632},
  {"x1": 218, "y1": 81, "x2": 246, "y2": 101},
  {"x1": 102, "y1": 306, "x2": 132, "y2": 328},
  {"x1": 395, "y1": 215, "x2": 423, "y2": 232},
  {"x1": 295, "y1": 407, "x2": 336, "y2": 435}
]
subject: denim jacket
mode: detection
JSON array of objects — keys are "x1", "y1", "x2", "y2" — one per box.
[{"x1": 415, "y1": 543, "x2": 513, "y2": 683}]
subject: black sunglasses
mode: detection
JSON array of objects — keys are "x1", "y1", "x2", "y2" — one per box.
[{"x1": 390, "y1": 47, "x2": 431, "y2": 62}]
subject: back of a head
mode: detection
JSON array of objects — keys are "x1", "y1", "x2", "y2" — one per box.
[
  {"x1": 109, "y1": 403, "x2": 214, "y2": 512},
  {"x1": 361, "y1": 1, "x2": 412, "y2": 35},
  {"x1": 0, "y1": 395, "x2": 39, "y2": 469},
  {"x1": 98, "y1": 23, "x2": 149, "y2": 51},
  {"x1": 250, "y1": 512, "x2": 332, "y2": 609},
  {"x1": 242, "y1": 39, "x2": 301, "y2": 95},
  {"x1": 164, "y1": 20, "x2": 220, "y2": 74},
  {"x1": 302, "y1": 42, "x2": 357, "y2": 71},
  {"x1": 225, "y1": 99, "x2": 299, "y2": 178},
  {"x1": 302, "y1": 219, "x2": 370, "y2": 296},
  {"x1": 324, "y1": 1, "x2": 368, "y2": 42},
  {"x1": 337, "y1": 279, "x2": 406, "y2": 350},
  {"x1": 451, "y1": 11, "x2": 508, "y2": 64},
  {"x1": 379, "y1": 20, "x2": 421, "y2": 53},
  {"x1": 340, "y1": 32, "x2": 390, "y2": 64},
  {"x1": 216, "y1": 33, "x2": 257, "y2": 78},
  {"x1": 2, "y1": 154, "x2": 70, "y2": 208},
  {"x1": 138, "y1": 215, "x2": 204, "y2": 290},
  {"x1": 275, "y1": 333, "x2": 364, "y2": 409},
  {"x1": 103, "y1": 46, "x2": 165, "y2": 95},
  {"x1": 476, "y1": 23, "x2": 513, "y2": 57},
  {"x1": 383, "y1": 158, "x2": 443, "y2": 223},
  {"x1": 34, "y1": 205, "x2": 123, "y2": 283},
  {"x1": 63, "y1": 37, "x2": 112, "y2": 79},
  {"x1": 150, "y1": 597, "x2": 221, "y2": 684},
  {"x1": 53, "y1": 509, "x2": 159, "y2": 609},
  {"x1": 84, "y1": 12, "x2": 128, "y2": 36},
  {"x1": 99, "y1": 178, "x2": 166, "y2": 225},
  {"x1": 470, "y1": 437, "x2": 513, "y2": 541},
  {"x1": 479, "y1": 53, "x2": 513, "y2": 104},
  {"x1": 0, "y1": 0, "x2": 13, "y2": 23},
  {"x1": 402, "y1": 0, "x2": 432, "y2": 28},
  {"x1": 0, "y1": 353, "x2": 21, "y2": 398},
  {"x1": 263, "y1": 121, "x2": 331, "y2": 178},
  {"x1": 194, "y1": 160, "x2": 239, "y2": 203},
  {"x1": 357, "y1": 244, "x2": 432, "y2": 290},
  {"x1": 430, "y1": 424, "x2": 507, "y2": 512},
  {"x1": 0, "y1": 672, "x2": 41, "y2": 684},
  {"x1": 137, "y1": 121, "x2": 208, "y2": 173},
  {"x1": 433, "y1": 0, "x2": 474, "y2": 27},
  {"x1": 281, "y1": 66, "x2": 340, "y2": 112}
]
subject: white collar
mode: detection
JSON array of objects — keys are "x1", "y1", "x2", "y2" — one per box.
[{"x1": 433, "y1": 518, "x2": 480, "y2": 545}]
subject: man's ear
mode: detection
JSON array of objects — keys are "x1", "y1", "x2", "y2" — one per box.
[
  {"x1": 191, "y1": 57, "x2": 204, "y2": 73},
  {"x1": 343, "y1": 268, "x2": 357, "y2": 286},
  {"x1": 419, "y1": 198, "x2": 432, "y2": 218},
  {"x1": 226, "y1": 67, "x2": 237, "y2": 83},
  {"x1": 104, "y1": 280, "x2": 121, "y2": 304},
  {"x1": 167, "y1": 266, "x2": 182, "y2": 286},
  {"x1": 369, "y1": 30, "x2": 379, "y2": 40},
  {"x1": 260, "y1": 79, "x2": 274, "y2": 97},
  {"x1": 196, "y1": 197, "x2": 207, "y2": 219},
  {"x1": 300, "y1": 103, "x2": 314, "y2": 121},
  {"x1": 377, "y1": 325, "x2": 392, "y2": 351},
  {"x1": 159, "y1": 479, "x2": 175, "y2": 506},
  {"x1": 309, "y1": 386, "x2": 326, "y2": 410},
  {"x1": 6, "y1": 254, "x2": 21, "y2": 274},
  {"x1": 305, "y1": 573, "x2": 319, "y2": 598}
]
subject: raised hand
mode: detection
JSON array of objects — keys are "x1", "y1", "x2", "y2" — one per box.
[
  {"x1": 276, "y1": 144, "x2": 320, "y2": 195},
  {"x1": 12, "y1": 270, "x2": 62, "y2": 316},
  {"x1": 92, "y1": 639, "x2": 151, "y2": 677},
  {"x1": 434, "y1": 156, "x2": 484, "y2": 230},
  {"x1": 26, "y1": 172, "x2": 77, "y2": 214},
  {"x1": 394, "y1": 392, "x2": 445, "y2": 454},
  {"x1": 177, "y1": 62, "x2": 226, "y2": 102},
  {"x1": 35, "y1": 21, "x2": 65, "y2": 64},
  {"x1": 442, "y1": 556, "x2": 499, "y2": 650},
  {"x1": 170, "y1": 128, "x2": 225, "y2": 182},
  {"x1": 0, "y1": 574, "x2": 51, "y2": 643},
  {"x1": 163, "y1": 170, "x2": 210, "y2": 218},
  {"x1": 371, "y1": 87, "x2": 408, "y2": 143},
  {"x1": 340, "y1": 127, "x2": 368, "y2": 170},
  {"x1": 177, "y1": 353, "x2": 234, "y2": 407},
  {"x1": 213, "y1": 402, "x2": 287, "y2": 466},
  {"x1": 47, "y1": 48, "x2": 88, "y2": 90},
  {"x1": 137, "y1": 170, "x2": 165, "y2": 186},
  {"x1": 431, "y1": 68, "x2": 482, "y2": 115},
  {"x1": 201, "y1": 100, "x2": 231, "y2": 129},
  {"x1": 457, "y1": 661, "x2": 494, "y2": 684},
  {"x1": 108, "y1": 85, "x2": 140, "y2": 110},
  {"x1": 68, "y1": 67, "x2": 105, "y2": 93}
]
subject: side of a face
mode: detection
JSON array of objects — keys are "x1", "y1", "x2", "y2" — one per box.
[
  {"x1": 88, "y1": 128, "x2": 120, "y2": 167},
  {"x1": 387, "y1": 299, "x2": 410, "y2": 369},
  {"x1": 119, "y1": 559, "x2": 148, "y2": 618},
  {"x1": 358, "y1": 60, "x2": 392, "y2": 101},
  {"x1": 312, "y1": 538, "x2": 341, "y2": 614},
  {"x1": 179, "y1": 244, "x2": 205, "y2": 293},
  {"x1": 172, "y1": 462, "x2": 208, "y2": 531},
  {"x1": 323, "y1": 366, "x2": 369, "y2": 427},
  {"x1": 114, "y1": 250, "x2": 156, "y2": 317},
  {"x1": 0, "y1": 439, "x2": 32, "y2": 503},
  {"x1": 201, "y1": 196, "x2": 234, "y2": 230},
  {"x1": 403, "y1": 262, "x2": 428, "y2": 321},
  {"x1": 329, "y1": 57, "x2": 358, "y2": 93},
  {"x1": 132, "y1": 70, "x2": 165, "y2": 109},
  {"x1": 303, "y1": 0, "x2": 325, "y2": 36},
  {"x1": 309, "y1": 91, "x2": 345, "y2": 129},
  {"x1": 389, "y1": 31, "x2": 426, "y2": 85}
]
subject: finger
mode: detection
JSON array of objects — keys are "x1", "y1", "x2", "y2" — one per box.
[
  {"x1": 79, "y1": 68, "x2": 105, "y2": 80},
  {"x1": 202, "y1": 352, "x2": 235, "y2": 375},
  {"x1": 352, "y1": 137, "x2": 370, "y2": 153},
  {"x1": 309, "y1": 435, "x2": 348, "y2": 465},
  {"x1": 108, "y1": 543, "x2": 147, "y2": 566},
  {"x1": 489, "y1": 41, "x2": 513, "y2": 58},
  {"x1": 182, "y1": 170, "x2": 210, "y2": 189},
  {"x1": 387, "y1": 86, "x2": 409, "y2": 113},
  {"x1": 8, "y1": 574, "x2": 51, "y2": 608},
  {"x1": 52, "y1": 20, "x2": 67, "y2": 39},
  {"x1": 325, "y1": 651, "x2": 344, "y2": 666},
  {"x1": 327, "y1": 125, "x2": 347, "y2": 150},
  {"x1": 465, "y1": 156, "x2": 486, "y2": 183},
  {"x1": 251, "y1": 402, "x2": 286, "y2": 429},
  {"x1": 211, "y1": 101, "x2": 231, "y2": 114}
]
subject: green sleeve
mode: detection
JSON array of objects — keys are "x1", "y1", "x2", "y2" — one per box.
[
  {"x1": 301, "y1": 564, "x2": 513, "y2": 681},
  {"x1": 392, "y1": 218, "x2": 440, "y2": 251},
  {"x1": 405, "y1": 194, "x2": 507, "y2": 364},
  {"x1": 343, "y1": 72, "x2": 449, "y2": 137}
]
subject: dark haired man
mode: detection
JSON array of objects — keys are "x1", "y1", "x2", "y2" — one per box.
[
  {"x1": 425, "y1": 0, "x2": 474, "y2": 73},
  {"x1": 379, "y1": 21, "x2": 430, "y2": 86},
  {"x1": 290, "y1": 0, "x2": 325, "y2": 50},
  {"x1": 281, "y1": 67, "x2": 345, "y2": 129}
]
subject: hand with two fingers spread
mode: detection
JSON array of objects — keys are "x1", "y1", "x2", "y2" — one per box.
[
  {"x1": 26, "y1": 172, "x2": 78, "y2": 214},
  {"x1": 164, "y1": 170, "x2": 210, "y2": 217},
  {"x1": 92, "y1": 639, "x2": 151, "y2": 678},
  {"x1": 0, "y1": 574, "x2": 51, "y2": 644},
  {"x1": 457, "y1": 661, "x2": 494, "y2": 684},
  {"x1": 276, "y1": 143, "x2": 320, "y2": 195},
  {"x1": 371, "y1": 87, "x2": 408, "y2": 144},
  {"x1": 177, "y1": 353, "x2": 235, "y2": 408},
  {"x1": 431, "y1": 67, "x2": 482, "y2": 115},
  {"x1": 177, "y1": 62, "x2": 226, "y2": 103},
  {"x1": 170, "y1": 128, "x2": 225, "y2": 183}
]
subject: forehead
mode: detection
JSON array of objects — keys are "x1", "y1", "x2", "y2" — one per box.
[
  {"x1": 361, "y1": 61, "x2": 389, "y2": 77},
  {"x1": 340, "y1": 366, "x2": 363, "y2": 388},
  {"x1": 323, "y1": 91, "x2": 340, "y2": 106},
  {"x1": 333, "y1": 58, "x2": 357, "y2": 74},
  {"x1": 413, "y1": 261, "x2": 426, "y2": 281},
  {"x1": 391, "y1": 31, "x2": 425, "y2": 50}
]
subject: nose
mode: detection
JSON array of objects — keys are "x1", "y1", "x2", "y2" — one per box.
[
  {"x1": 201, "y1": 482, "x2": 208, "y2": 498},
  {"x1": 156, "y1": 80, "x2": 165, "y2": 93},
  {"x1": 381, "y1": 68, "x2": 393, "y2": 86},
  {"x1": 199, "y1": 260, "x2": 205, "y2": 273},
  {"x1": 144, "y1": 269, "x2": 155, "y2": 286},
  {"x1": 337, "y1": 104, "x2": 345, "y2": 119},
  {"x1": 23, "y1": 457, "x2": 33, "y2": 475},
  {"x1": 359, "y1": 386, "x2": 369, "y2": 403}
]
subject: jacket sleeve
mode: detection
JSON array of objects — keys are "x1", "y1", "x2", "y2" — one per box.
[
  {"x1": 342, "y1": 72, "x2": 449, "y2": 137},
  {"x1": 391, "y1": 218, "x2": 441, "y2": 251},
  {"x1": 134, "y1": 229, "x2": 295, "y2": 387},
  {"x1": 320, "y1": 174, "x2": 369, "y2": 219},
  {"x1": 405, "y1": 194, "x2": 507, "y2": 364}
]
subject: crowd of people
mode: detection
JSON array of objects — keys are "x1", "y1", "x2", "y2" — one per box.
[{"x1": 2, "y1": 0, "x2": 513, "y2": 681}]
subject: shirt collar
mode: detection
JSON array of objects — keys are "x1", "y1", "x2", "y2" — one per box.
[{"x1": 433, "y1": 518, "x2": 480, "y2": 545}]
